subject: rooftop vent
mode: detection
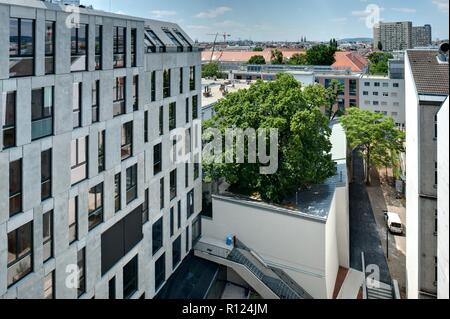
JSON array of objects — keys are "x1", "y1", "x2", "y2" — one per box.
[{"x1": 437, "y1": 42, "x2": 449, "y2": 63}]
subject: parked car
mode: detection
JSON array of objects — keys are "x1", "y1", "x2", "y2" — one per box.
[{"x1": 385, "y1": 212, "x2": 404, "y2": 234}]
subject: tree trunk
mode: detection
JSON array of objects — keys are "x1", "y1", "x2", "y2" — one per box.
[{"x1": 365, "y1": 147, "x2": 371, "y2": 185}]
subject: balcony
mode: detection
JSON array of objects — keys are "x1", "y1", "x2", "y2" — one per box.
[{"x1": 31, "y1": 117, "x2": 53, "y2": 141}]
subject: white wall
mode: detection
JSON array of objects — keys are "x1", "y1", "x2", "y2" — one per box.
[
  {"x1": 405, "y1": 52, "x2": 420, "y2": 299},
  {"x1": 437, "y1": 98, "x2": 449, "y2": 299}
]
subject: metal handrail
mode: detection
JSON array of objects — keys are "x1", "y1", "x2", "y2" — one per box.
[{"x1": 361, "y1": 252, "x2": 368, "y2": 299}]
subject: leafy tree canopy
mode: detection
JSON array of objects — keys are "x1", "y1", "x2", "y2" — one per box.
[
  {"x1": 248, "y1": 55, "x2": 266, "y2": 65},
  {"x1": 306, "y1": 44, "x2": 337, "y2": 66},
  {"x1": 341, "y1": 108, "x2": 405, "y2": 184},
  {"x1": 202, "y1": 62, "x2": 222, "y2": 78},
  {"x1": 367, "y1": 52, "x2": 394, "y2": 75},
  {"x1": 253, "y1": 47, "x2": 264, "y2": 52},
  {"x1": 203, "y1": 73, "x2": 336, "y2": 204},
  {"x1": 270, "y1": 49, "x2": 284, "y2": 64},
  {"x1": 288, "y1": 53, "x2": 308, "y2": 65}
]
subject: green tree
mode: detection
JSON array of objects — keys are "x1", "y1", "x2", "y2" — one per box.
[
  {"x1": 253, "y1": 47, "x2": 264, "y2": 52},
  {"x1": 306, "y1": 44, "x2": 337, "y2": 65},
  {"x1": 202, "y1": 62, "x2": 222, "y2": 78},
  {"x1": 203, "y1": 73, "x2": 336, "y2": 204},
  {"x1": 324, "y1": 80, "x2": 345, "y2": 121},
  {"x1": 367, "y1": 52, "x2": 393, "y2": 75},
  {"x1": 270, "y1": 49, "x2": 284, "y2": 64},
  {"x1": 288, "y1": 53, "x2": 308, "y2": 65},
  {"x1": 341, "y1": 108, "x2": 405, "y2": 185},
  {"x1": 248, "y1": 55, "x2": 266, "y2": 65},
  {"x1": 329, "y1": 38, "x2": 338, "y2": 51},
  {"x1": 377, "y1": 41, "x2": 383, "y2": 51}
]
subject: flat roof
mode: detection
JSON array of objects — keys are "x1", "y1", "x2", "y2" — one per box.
[{"x1": 202, "y1": 80, "x2": 252, "y2": 108}]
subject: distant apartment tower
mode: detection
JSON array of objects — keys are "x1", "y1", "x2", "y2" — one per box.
[
  {"x1": 374, "y1": 22, "x2": 413, "y2": 51},
  {"x1": 405, "y1": 47, "x2": 449, "y2": 299},
  {"x1": 412, "y1": 25, "x2": 432, "y2": 48},
  {"x1": 0, "y1": 1, "x2": 202, "y2": 299}
]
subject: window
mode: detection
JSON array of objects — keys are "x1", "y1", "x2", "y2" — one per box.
[
  {"x1": 154, "y1": 143, "x2": 162, "y2": 175},
  {"x1": 187, "y1": 189, "x2": 194, "y2": 218},
  {"x1": 363, "y1": 91, "x2": 369, "y2": 96},
  {"x1": 114, "y1": 173, "x2": 121, "y2": 213},
  {"x1": 71, "y1": 24, "x2": 88, "y2": 72},
  {"x1": 164, "y1": 29, "x2": 183, "y2": 52},
  {"x1": 374, "y1": 82, "x2": 380, "y2": 87},
  {"x1": 383, "y1": 92, "x2": 389, "y2": 97},
  {"x1": 41, "y1": 149, "x2": 52, "y2": 201},
  {"x1": 108, "y1": 277, "x2": 116, "y2": 299},
  {"x1": 142, "y1": 189, "x2": 149, "y2": 224},
  {"x1": 177, "y1": 201, "x2": 182, "y2": 229},
  {"x1": 69, "y1": 197, "x2": 78, "y2": 244},
  {"x1": 170, "y1": 207, "x2": 174, "y2": 237},
  {"x1": 152, "y1": 217, "x2": 163, "y2": 255},
  {"x1": 393, "y1": 102, "x2": 400, "y2": 107},
  {"x1": 435, "y1": 114, "x2": 438, "y2": 138},
  {"x1": 10, "y1": 18, "x2": 34, "y2": 77},
  {"x1": 113, "y1": 26, "x2": 126, "y2": 68},
  {"x1": 113, "y1": 77, "x2": 126, "y2": 117},
  {"x1": 146, "y1": 29, "x2": 166, "y2": 53},
  {"x1": 43, "y1": 210, "x2": 53, "y2": 262},
  {"x1": 185, "y1": 226, "x2": 190, "y2": 253},
  {"x1": 144, "y1": 111, "x2": 149, "y2": 143},
  {"x1": 95, "y1": 25, "x2": 102, "y2": 70},
  {"x1": 131, "y1": 28, "x2": 137, "y2": 67},
  {"x1": 185, "y1": 128, "x2": 191, "y2": 154},
  {"x1": 88, "y1": 183, "x2": 103, "y2": 230},
  {"x1": 44, "y1": 271, "x2": 54, "y2": 299},
  {"x1": 163, "y1": 69, "x2": 171, "y2": 98},
  {"x1": 7, "y1": 222, "x2": 33, "y2": 287},
  {"x1": 45, "y1": 21, "x2": 55, "y2": 75},
  {"x1": 71, "y1": 136, "x2": 88, "y2": 185},
  {"x1": 185, "y1": 97, "x2": 190, "y2": 123},
  {"x1": 72, "y1": 83, "x2": 82, "y2": 128},
  {"x1": 169, "y1": 102, "x2": 176, "y2": 131},
  {"x1": 9, "y1": 159, "x2": 22, "y2": 217},
  {"x1": 382, "y1": 82, "x2": 389, "y2": 88},
  {"x1": 92, "y1": 80, "x2": 99, "y2": 123},
  {"x1": 373, "y1": 91, "x2": 379, "y2": 96},
  {"x1": 435, "y1": 162, "x2": 438, "y2": 186},
  {"x1": 160, "y1": 178, "x2": 165, "y2": 210},
  {"x1": 77, "y1": 248, "x2": 86, "y2": 297},
  {"x1": 179, "y1": 68, "x2": 184, "y2": 94},
  {"x1": 189, "y1": 66, "x2": 196, "y2": 91},
  {"x1": 151, "y1": 71, "x2": 156, "y2": 102},
  {"x1": 349, "y1": 79, "x2": 357, "y2": 96},
  {"x1": 192, "y1": 216, "x2": 201, "y2": 244},
  {"x1": 364, "y1": 82, "x2": 370, "y2": 87},
  {"x1": 32, "y1": 87, "x2": 53, "y2": 140},
  {"x1": 132, "y1": 75, "x2": 139, "y2": 111},
  {"x1": 2, "y1": 92, "x2": 16, "y2": 149},
  {"x1": 98, "y1": 130, "x2": 105, "y2": 173},
  {"x1": 192, "y1": 95, "x2": 198, "y2": 120},
  {"x1": 172, "y1": 236, "x2": 182, "y2": 269},
  {"x1": 373, "y1": 101, "x2": 379, "y2": 106},
  {"x1": 391, "y1": 92, "x2": 398, "y2": 98},
  {"x1": 174, "y1": 30, "x2": 192, "y2": 52},
  {"x1": 123, "y1": 255, "x2": 138, "y2": 299},
  {"x1": 121, "y1": 121, "x2": 133, "y2": 161},
  {"x1": 349, "y1": 99, "x2": 357, "y2": 107},
  {"x1": 393, "y1": 83, "x2": 399, "y2": 88},
  {"x1": 126, "y1": 164, "x2": 138, "y2": 204},
  {"x1": 170, "y1": 169, "x2": 177, "y2": 200},
  {"x1": 185, "y1": 163, "x2": 189, "y2": 188},
  {"x1": 155, "y1": 253, "x2": 166, "y2": 291},
  {"x1": 159, "y1": 105, "x2": 164, "y2": 136}
]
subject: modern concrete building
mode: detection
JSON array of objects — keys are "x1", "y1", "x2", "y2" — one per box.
[
  {"x1": 405, "y1": 48, "x2": 449, "y2": 299},
  {"x1": 0, "y1": 0, "x2": 202, "y2": 299},
  {"x1": 374, "y1": 22, "x2": 413, "y2": 51},
  {"x1": 412, "y1": 25, "x2": 432, "y2": 48},
  {"x1": 194, "y1": 123, "x2": 351, "y2": 299},
  {"x1": 437, "y1": 98, "x2": 449, "y2": 299}
]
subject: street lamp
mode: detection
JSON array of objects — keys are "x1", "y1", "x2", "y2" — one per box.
[{"x1": 384, "y1": 211, "x2": 389, "y2": 260}]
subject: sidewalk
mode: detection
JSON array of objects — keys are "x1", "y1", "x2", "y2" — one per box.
[{"x1": 336, "y1": 269, "x2": 364, "y2": 299}]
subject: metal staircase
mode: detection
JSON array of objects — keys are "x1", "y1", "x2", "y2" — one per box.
[{"x1": 366, "y1": 285, "x2": 394, "y2": 299}]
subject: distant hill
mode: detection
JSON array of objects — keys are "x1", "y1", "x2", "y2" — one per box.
[{"x1": 338, "y1": 38, "x2": 373, "y2": 43}]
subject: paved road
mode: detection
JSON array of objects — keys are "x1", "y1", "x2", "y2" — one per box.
[{"x1": 349, "y1": 151, "x2": 392, "y2": 285}]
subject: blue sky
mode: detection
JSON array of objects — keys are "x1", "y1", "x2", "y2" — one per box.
[{"x1": 80, "y1": 0, "x2": 449, "y2": 41}]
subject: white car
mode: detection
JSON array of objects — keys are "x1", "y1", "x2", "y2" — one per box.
[{"x1": 386, "y1": 212, "x2": 404, "y2": 235}]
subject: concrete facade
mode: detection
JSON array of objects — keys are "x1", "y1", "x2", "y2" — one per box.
[
  {"x1": 0, "y1": 0, "x2": 202, "y2": 299},
  {"x1": 374, "y1": 22, "x2": 413, "y2": 51},
  {"x1": 412, "y1": 25, "x2": 432, "y2": 48}
]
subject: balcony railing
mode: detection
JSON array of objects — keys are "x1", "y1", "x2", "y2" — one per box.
[{"x1": 32, "y1": 117, "x2": 53, "y2": 141}]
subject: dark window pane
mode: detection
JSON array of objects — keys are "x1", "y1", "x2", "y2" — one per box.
[
  {"x1": 43, "y1": 210, "x2": 53, "y2": 262},
  {"x1": 2, "y1": 92, "x2": 16, "y2": 148},
  {"x1": 172, "y1": 235, "x2": 181, "y2": 269},
  {"x1": 123, "y1": 256, "x2": 138, "y2": 299},
  {"x1": 155, "y1": 254, "x2": 166, "y2": 291},
  {"x1": 152, "y1": 217, "x2": 163, "y2": 255},
  {"x1": 9, "y1": 159, "x2": 22, "y2": 217},
  {"x1": 7, "y1": 222, "x2": 33, "y2": 287},
  {"x1": 41, "y1": 149, "x2": 52, "y2": 200}
]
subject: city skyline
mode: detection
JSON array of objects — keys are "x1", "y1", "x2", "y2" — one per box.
[{"x1": 80, "y1": 0, "x2": 450, "y2": 42}]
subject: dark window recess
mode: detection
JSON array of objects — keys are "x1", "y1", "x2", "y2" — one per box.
[
  {"x1": 131, "y1": 28, "x2": 137, "y2": 67},
  {"x1": 170, "y1": 169, "x2": 177, "y2": 200},
  {"x1": 172, "y1": 235, "x2": 181, "y2": 269},
  {"x1": 95, "y1": 25, "x2": 102, "y2": 70},
  {"x1": 163, "y1": 29, "x2": 183, "y2": 52},
  {"x1": 69, "y1": 196, "x2": 78, "y2": 244},
  {"x1": 169, "y1": 102, "x2": 176, "y2": 131},
  {"x1": 113, "y1": 26, "x2": 126, "y2": 68},
  {"x1": 123, "y1": 255, "x2": 138, "y2": 299},
  {"x1": 43, "y1": 210, "x2": 53, "y2": 262},
  {"x1": 177, "y1": 201, "x2": 182, "y2": 229},
  {"x1": 163, "y1": 69, "x2": 171, "y2": 98},
  {"x1": 3, "y1": 92, "x2": 17, "y2": 149},
  {"x1": 159, "y1": 105, "x2": 164, "y2": 136},
  {"x1": 151, "y1": 71, "x2": 156, "y2": 102},
  {"x1": 9, "y1": 18, "x2": 35, "y2": 77},
  {"x1": 170, "y1": 207, "x2": 174, "y2": 237},
  {"x1": 132, "y1": 75, "x2": 139, "y2": 111},
  {"x1": 41, "y1": 149, "x2": 52, "y2": 201},
  {"x1": 101, "y1": 206, "x2": 143, "y2": 275},
  {"x1": 88, "y1": 183, "x2": 103, "y2": 231},
  {"x1": 72, "y1": 83, "x2": 82, "y2": 129},
  {"x1": 144, "y1": 110, "x2": 149, "y2": 143},
  {"x1": 126, "y1": 164, "x2": 138, "y2": 204},
  {"x1": 31, "y1": 87, "x2": 53, "y2": 141},
  {"x1": 113, "y1": 77, "x2": 126, "y2": 117},
  {"x1": 186, "y1": 226, "x2": 190, "y2": 253},
  {"x1": 189, "y1": 66, "x2": 196, "y2": 91},
  {"x1": 192, "y1": 95, "x2": 198, "y2": 119},
  {"x1": 187, "y1": 189, "x2": 194, "y2": 219},
  {"x1": 77, "y1": 248, "x2": 86, "y2": 297},
  {"x1": 142, "y1": 189, "x2": 149, "y2": 224},
  {"x1": 155, "y1": 253, "x2": 166, "y2": 291},
  {"x1": 108, "y1": 277, "x2": 116, "y2": 299},
  {"x1": 9, "y1": 159, "x2": 22, "y2": 217},
  {"x1": 144, "y1": 29, "x2": 166, "y2": 53},
  {"x1": 160, "y1": 177, "x2": 165, "y2": 210},
  {"x1": 192, "y1": 216, "x2": 201, "y2": 245},
  {"x1": 70, "y1": 136, "x2": 88, "y2": 185},
  {"x1": 45, "y1": 21, "x2": 55, "y2": 75},
  {"x1": 185, "y1": 97, "x2": 189, "y2": 123},
  {"x1": 174, "y1": 30, "x2": 192, "y2": 52},
  {"x1": 98, "y1": 130, "x2": 105, "y2": 173},
  {"x1": 179, "y1": 68, "x2": 184, "y2": 94},
  {"x1": 7, "y1": 221, "x2": 33, "y2": 287},
  {"x1": 114, "y1": 173, "x2": 121, "y2": 213},
  {"x1": 71, "y1": 24, "x2": 88, "y2": 72},
  {"x1": 152, "y1": 217, "x2": 163, "y2": 255},
  {"x1": 121, "y1": 121, "x2": 133, "y2": 161},
  {"x1": 44, "y1": 271, "x2": 54, "y2": 299},
  {"x1": 92, "y1": 80, "x2": 100, "y2": 123},
  {"x1": 153, "y1": 143, "x2": 162, "y2": 175}
]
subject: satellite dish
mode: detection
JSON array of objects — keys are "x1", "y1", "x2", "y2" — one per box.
[{"x1": 439, "y1": 42, "x2": 449, "y2": 54}]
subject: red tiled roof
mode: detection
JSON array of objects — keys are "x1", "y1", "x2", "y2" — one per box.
[
  {"x1": 201, "y1": 49, "x2": 305, "y2": 63},
  {"x1": 332, "y1": 51, "x2": 368, "y2": 72}
]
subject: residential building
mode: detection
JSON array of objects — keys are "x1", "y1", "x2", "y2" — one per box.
[
  {"x1": 0, "y1": 0, "x2": 201, "y2": 299},
  {"x1": 194, "y1": 123, "x2": 350, "y2": 299},
  {"x1": 412, "y1": 25, "x2": 432, "y2": 48},
  {"x1": 405, "y1": 47, "x2": 449, "y2": 299},
  {"x1": 315, "y1": 73, "x2": 360, "y2": 113},
  {"x1": 374, "y1": 22, "x2": 413, "y2": 51},
  {"x1": 437, "y1": 98, "x2": 449, "y2": 299}
]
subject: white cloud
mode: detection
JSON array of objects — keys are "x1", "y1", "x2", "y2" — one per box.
[
  {"x1": 151, "y1": 10, "x2": 177, "y2": 19},
  {"x1": 391, "y1": 7, "x2": 417, "y2": 13},
  {"x1": 195, "y1": 6, "x2": 232, "y2": 19},
  {"x1": 432, "y1": 0, "x2": 449, "y2": 13}
]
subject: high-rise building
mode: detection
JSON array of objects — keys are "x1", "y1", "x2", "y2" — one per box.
[
  {"x1": 405, "y1": 47, "x2": 449, "y2": 299},
  {"x1": 0, "y1": 1, "x2": 202, "y2": 299},
  {"x1": 412, "y1": 25, "x2": 432, "y2": 48},
  {"x1": 373, "y1": 22, "x2": 413, "y2": 51}
]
